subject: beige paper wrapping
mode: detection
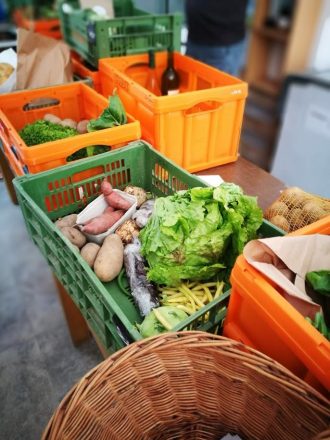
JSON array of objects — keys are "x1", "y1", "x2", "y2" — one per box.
[
  {"x1": 243, "y1": 234, "x2": 330, "y2": 318},
  {"x1": 16, "y1": 28, "x2": 73, "y2": 90}
]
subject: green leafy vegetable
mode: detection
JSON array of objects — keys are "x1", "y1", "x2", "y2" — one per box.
[
  {"x1": 87, "y1": 90, "x2": 127, "y2": 132},
  {"x1": 20, "y1": 120, "x2": 77, "y2": 146},
  {"x1": 138, "y1": 306, "x2": 188, "y2": 338},
  {"x1": 306, "y1": 270, "x2": 330, "y2": 296},
  {"x1": 66, "y1": 145, "x2": 109, "y2": 162},
  {"x1": 140, "y1": 183, "x2": 263, "y2": 286}
]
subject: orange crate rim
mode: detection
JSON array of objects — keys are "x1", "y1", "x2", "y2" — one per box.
[{"x1": 42, "y1": 331, "x2": 330, "y2": 440}]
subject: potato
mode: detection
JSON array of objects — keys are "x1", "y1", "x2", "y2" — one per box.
[
  {"x1": 288, "y1": 208, "x2": 304, "y2": 231},
  {"x1": 77, "y1": 119, "x2": 89, "y2": 134},
  {"x1": 61, "y1": 118, "x2": 77, "y2": 130},
  {"x1": 55, "y1": 213, "x2": 78, "y2": 229},
  {"x1": 80, "y1": 242, "x2": 100, "y2": 267},
  {"x1": 94, "y1": 234, "x2": 123, "y2": 282},
  {"x1": 269, "y1": 215, "x2": 290, "y2": 232},
  {"x1": 301, "y1": 201, "x2": 326, "y2": 224},
  {"x1": 264, "y1": 201, "x2": 289, "y2": 220},
  {"x1": 61, "y1": 226, "x2": 86, "y2": 248},
  {"x1": 279, "y1": 187, "x2": 306, "y2": 208},
  {"x1": 43, "y1": 113, "x2": 61, "y2": 124}
]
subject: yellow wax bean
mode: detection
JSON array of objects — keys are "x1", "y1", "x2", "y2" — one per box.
[{"x1": 214, "y1": 281, "x2": 224, "y2": 299}]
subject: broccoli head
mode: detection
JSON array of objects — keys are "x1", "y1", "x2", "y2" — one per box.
[{"x1": 20, "y1": 120, "x2": 78, "y2": 147}]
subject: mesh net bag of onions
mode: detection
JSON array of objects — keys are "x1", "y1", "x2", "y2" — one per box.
[{"x1": 264, "y1": 187, "x2": 330, "y2": 232}]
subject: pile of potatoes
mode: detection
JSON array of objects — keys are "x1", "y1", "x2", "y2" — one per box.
[
  {"x1": 265, "y1": 187, "x2": 330, "y2": 232},
  {"x1": 55, "y1": 213, "x2": 124, "y2": 283},
  {"x1": 54, "y1": 184, "x2": 153, "y2": 283}
]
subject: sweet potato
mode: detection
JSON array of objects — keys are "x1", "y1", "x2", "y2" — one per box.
[
  {"x1": 104, "y1": 206, "x2": 115, "y2": 213},
  {"x1": 106, "y1": 191, "x2": 132, "y2": 211},
  {"x1": 61, "y1": 226, "x2": 86, "y2": 248},
  {"x1": 94, "y1": 234, "x2": 124, "y2": 282},
  {"x1": 82, "y1": 210, "x2": 125, "y2": 235},
  {"x1": 80, "y1": 242, "x2": 100, "y2": 267},
  {"x1": 101, "y1": 179, "x2": 113, "y2": 196}
]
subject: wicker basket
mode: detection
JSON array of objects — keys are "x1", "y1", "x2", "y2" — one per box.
[{"x1": 43, "y1": 332, "x2": 330, "y2": 440}]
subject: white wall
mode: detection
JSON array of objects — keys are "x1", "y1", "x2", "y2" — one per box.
[{"x1": 309, "y1": 0, "x2": 330, "y2": 70}]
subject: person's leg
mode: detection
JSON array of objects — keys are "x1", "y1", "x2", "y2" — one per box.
[{"x1": 186, "y1": 40, "x2": 245, "y2": 76}]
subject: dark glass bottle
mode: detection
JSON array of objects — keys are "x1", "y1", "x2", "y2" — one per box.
[
  {"x1": 161, "y1": 48, "x2": 180, "y2": 96},
  {"x1": 145, "y1": 50, "x2": 161, "y2": 96}
]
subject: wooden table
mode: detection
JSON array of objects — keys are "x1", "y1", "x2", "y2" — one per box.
[
  {"x1": 199, "y1": 157, "x2": 286, "y2": 211},
  {"x1": 0, "y1": 150, "x2": 286, "y2": 349}
]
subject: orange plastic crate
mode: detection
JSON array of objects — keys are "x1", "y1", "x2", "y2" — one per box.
[
  {"x1": 0, "y1": 82, "x2": 141, "y2": 175},
  {"x1": 13, "y1": 9, "x2": 62, "y2": 39},
  {"x1": 99, "y1": 52, "x2": 248, "y2": 173},
  {"x1": 71, "y1": 53, "x2": 101, "y2": 92},
  {"x1": 223, "y1": 216, "x2": 330, "y2": 395}
]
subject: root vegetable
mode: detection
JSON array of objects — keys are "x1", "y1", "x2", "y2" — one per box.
[
  {"x1": 106, "y1": 191, "x2": 132, "y2": 211},
  {"x1": 279, "y1": 187, "x2": 306, "y2": 208},
  {"x1": 132, "y1": 199, "x2": 155, "y2": 228},
  {"x1": 76, "y1": 119, "x2": 89, "y2": 134},
  {"x1": 288, "y1": 208, "x2": 303, "y2": 230},
  {"x1": 124, "y1": 186, "x2": 147, "y2": 208},
  {"x1": 123, "y1": 238, "x2": 159, "y2": 316},
  {"x1": 82, "y1": 210, "x2": 125, "y2": 235},
  {"x1": 264, "y1": 201, "x2": 289, "y2": 220},
  {"x1": 269, "y1": 215, "x2": 290, "y2": 232},
  {"x1": 94, "y1": 234, "x2": 124, "y2": 282},
  {"x1": 80, "y1": 242, "x2": 100, "y2": 267},
  {"x1": 61, "y1": 226, "x2": 86, "y2": 248},
  {"x1": 302, "y1": 201, "x2": 326, "y2": 223},
  {"x1": 43, "y1": 113, "x2": 61, "y2": 124},
  {"x1": 101, "y1": 179, "x2": 132, "y2": 210},
  {"x1": 101, "y1": 179, "x2": 113, "y2": 195},
  {"x1": 116, "y1": 219, "x2": 140, "y2": 244},
  {"x1": 60, "y1": 118, "x2": 77, "y2": 130},
  {"x1": 55, "y1": 213, "x2": 78, "y2": 229}
]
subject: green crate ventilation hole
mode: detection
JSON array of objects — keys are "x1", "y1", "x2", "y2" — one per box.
[{"x1": 43, "y1": 157, "x2": 189, "y2": 214}]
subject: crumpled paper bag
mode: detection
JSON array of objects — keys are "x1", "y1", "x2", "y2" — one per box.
[
  {"x1": 243, "y1": 234, "x2": 330, "y2": 318},
  {"x1": 16, "y1": 28, "x2": 72, "y2": 90},
  {"x1": 0, "y1": 48, "x2": 17, "y2": 93}
]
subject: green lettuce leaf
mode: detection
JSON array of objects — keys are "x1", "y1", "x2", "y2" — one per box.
[
  {"x1": 140, "y1": 183, "x2": 263, "y2": 286},
  {"x1": 306, "y1": 270, "x2": 330, "y2": 296}
]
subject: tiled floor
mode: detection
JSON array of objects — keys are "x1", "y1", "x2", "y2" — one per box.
[{"x1": 0, "y1": 180, "x2": 103, "y2": 440}]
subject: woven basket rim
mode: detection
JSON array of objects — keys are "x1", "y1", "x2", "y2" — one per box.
[{"x1": 43, "y1": 332, "x2": 330, "y2": 440}]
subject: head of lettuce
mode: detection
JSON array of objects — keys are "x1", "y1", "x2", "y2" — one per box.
[{"x1": 140, "y1": 183, "x2": 263, "y2": 286}]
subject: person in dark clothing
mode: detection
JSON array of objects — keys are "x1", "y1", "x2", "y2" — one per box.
[{"x1": 185, "y1": 0, "x2": 248, "y2": 76}]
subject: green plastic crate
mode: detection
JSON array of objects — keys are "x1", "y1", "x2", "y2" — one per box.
[
  {"x1": 57, "y1": 0, "x2": 182, "y2": 68},
  {"x1": 13, "y1": 141, "x2": 284, "y2": 353}
]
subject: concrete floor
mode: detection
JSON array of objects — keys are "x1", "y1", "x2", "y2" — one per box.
[{"x1": 0, "y1": 180, "x2": 103, "y2": 440}]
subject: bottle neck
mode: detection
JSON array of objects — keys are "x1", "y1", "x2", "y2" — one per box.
[
  {"x1": 167, "y1": 50, "x2": 174, "y2": 68},
  {"x1": 149, "y1": 51, "x2": 156, "y2": 69}
]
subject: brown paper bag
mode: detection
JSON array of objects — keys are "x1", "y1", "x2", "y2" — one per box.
[
  {"x1": 16, "y1": 28, "x2": 73, "y2": 90},
  {"x1": 243, "y1": 234, "x2": 330, "y2": 318}
]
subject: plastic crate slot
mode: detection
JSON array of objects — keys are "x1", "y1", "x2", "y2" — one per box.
[
  {"x1": 72, "y1": 166, "x2": 105, "y2": 184},
  {"x1": 23, "y1": 97, "x2": 60, "y2": 111}
]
